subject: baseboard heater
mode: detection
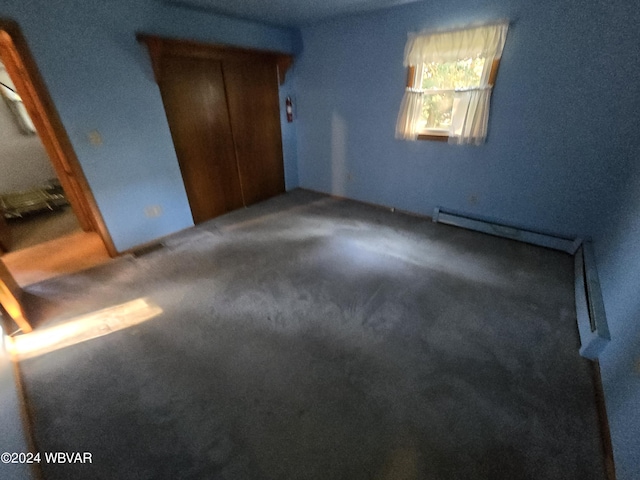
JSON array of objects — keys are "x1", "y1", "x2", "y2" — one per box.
[
  {"x1": 573, "y1": 242, "x2": 610, "y2": 359},
  {"x1": 432, "y1": 207, "x2": 610, "y2": 359},
  {"x1": 432, "y1": 207, "x2": 581, "y2": 254}
]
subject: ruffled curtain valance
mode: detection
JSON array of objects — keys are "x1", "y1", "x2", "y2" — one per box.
[{"x1": 403, "y1": 22, "x2": 509, "y2": 66}]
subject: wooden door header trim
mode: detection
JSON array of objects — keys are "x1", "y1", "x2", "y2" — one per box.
[{"x1": 136, "y1": 34, "x2": 294, "y2": 85}]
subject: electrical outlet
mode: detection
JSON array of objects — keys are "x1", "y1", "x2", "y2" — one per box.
[{"x1": 144, "y1": 205, "x2": 163, "y2": 218}]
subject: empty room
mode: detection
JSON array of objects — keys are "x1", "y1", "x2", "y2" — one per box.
[{"x1": 0, "y1": 0, "x2": 638, "y2": 479}]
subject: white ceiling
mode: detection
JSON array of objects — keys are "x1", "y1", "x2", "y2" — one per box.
[{"x1": 161, "y1": 0, "x2": 423, "y2": 27}]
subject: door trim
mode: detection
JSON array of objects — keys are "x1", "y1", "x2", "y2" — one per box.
[
  {"x1": 0, "y1": 259, "x2": 31, "y2": 333},
  {"x1": 0, "y1": 19, "x2": 117, "y2": 257}
]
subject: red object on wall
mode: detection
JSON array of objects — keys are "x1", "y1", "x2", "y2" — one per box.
[{"x1": 285, "y1": 96, "x2": 293, "y2": 122}]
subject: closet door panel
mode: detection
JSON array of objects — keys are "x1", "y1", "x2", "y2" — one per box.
[
  {"x1": 223, "y1": 58, "x2": 285, "y2": 206},
  {"x1": 158, "y1": 55, "x2": 244, "y2": 224}
]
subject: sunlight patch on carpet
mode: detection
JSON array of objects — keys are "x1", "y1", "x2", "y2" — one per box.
[{"x1": 5, "y1": 298, "x2": 162, "y2": 361}]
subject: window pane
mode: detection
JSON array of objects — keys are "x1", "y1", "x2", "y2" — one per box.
[
  {"x1": 418, "y1": 57, "x2": 485, "y2": 131},
  {"x1": 420, "y1": 92, "x2": 454, "y2": 130},
  {"x1": 421, "y1": 58, "x2": 486, "y2": 90}
]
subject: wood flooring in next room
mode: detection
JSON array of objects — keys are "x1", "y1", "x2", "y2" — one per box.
[
  {"x1": 6, "y1": 207, "x2": 82, "y2": 252},
  {"x1": 2, "y1": 230, "x2": 110, "y2": 287}
]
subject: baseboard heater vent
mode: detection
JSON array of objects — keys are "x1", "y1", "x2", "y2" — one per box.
[
  {"x1": 432, "y1": 207, "x2": 581, "y2": 254},
  {"x1": 131, "y1": 243, "x2": 164, "y2": 258},
  {"x1": 574, "y1": 241, "x2": 610, "y2": 360},
  {"x1": 432, "y1": 207, "x2": 610, "y2": 359}
]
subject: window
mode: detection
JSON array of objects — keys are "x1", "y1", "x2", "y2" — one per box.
[{"x1": 396, "y1": 22, "x2": 508, "y2": 145}]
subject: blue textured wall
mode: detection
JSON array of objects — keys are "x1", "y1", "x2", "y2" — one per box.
[
  {"x1": 296, "y1": 0, "x2": 631, "y2": 238},
  {"x1": 595, "y1": 168, "x2": 640, "y2": 480},
  {"x1": 590, "y1": 4, "x2": 640, "y2": 479},
  {"x1": 294, "y1": 0, "x2": 640, "y2": 477},
  {"x1": 0, "y1": 0, "x2": 298, "y2": 251}
]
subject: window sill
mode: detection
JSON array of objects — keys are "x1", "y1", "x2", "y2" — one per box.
[{"x1": 417, "y1": 134, "x2": 448, "y2": 142}]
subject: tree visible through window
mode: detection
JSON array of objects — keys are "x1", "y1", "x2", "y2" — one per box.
[
  {"x1": 396, "y1": 22, "x2": 509, "y2": 144},
  {"x1": 418, "y1": 58, "x2": 485, "y2": 132}
]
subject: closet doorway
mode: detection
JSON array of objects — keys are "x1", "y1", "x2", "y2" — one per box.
[{"x1": 139, "y1": 35, "x2": 292, "y2": 224}]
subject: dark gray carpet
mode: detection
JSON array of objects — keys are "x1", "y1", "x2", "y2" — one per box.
[{"x1": 17, "y1": 190, "x2": 605, "y2": 479}]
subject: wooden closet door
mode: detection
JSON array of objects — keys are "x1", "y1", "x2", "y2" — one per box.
[
  {"x1": 223, "y1": 58, "x2": 285, "y2": 206},
  {"x1": 158, "y1": 55, "x2": 244, "y2": 224}
]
